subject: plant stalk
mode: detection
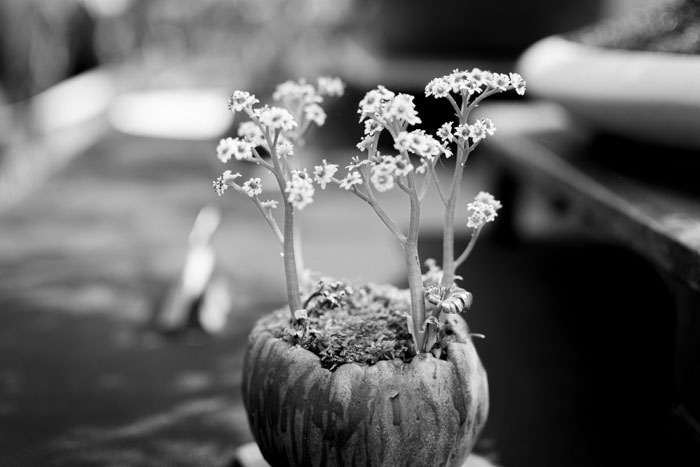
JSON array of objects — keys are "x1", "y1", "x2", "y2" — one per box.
[
  {"x1": 442, "y1": 95, "x2": 472, "y2": 287},
  {"x1": 283, "y1": 201, "x2": 302, "y2": 313},
  {"x1": 266, "y1": 127, "x2": 303, "y2": 316},
  {"x1": 404, "y1": 173, "x2": 426, "y2": 352},
  {"x1": 441, "y1": 150, "x2": 465, "y2": 286}
]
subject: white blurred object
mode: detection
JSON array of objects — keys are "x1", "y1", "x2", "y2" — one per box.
[
  {"x1": 517, "y1": 35, "x2": 700, "y2": 149},
  {"x1": 155, "y1": 205, "x2": 232, "y2": 336},
  {"x1": 108, "y1": 88, "x2": 233, "y2": 140},
  {"x1": 33, "y1": 68, "x2": 116, "y2": 133}
]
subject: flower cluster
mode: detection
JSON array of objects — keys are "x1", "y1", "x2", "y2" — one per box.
[
  {"x1": 211, "y1": 67, "x2": 525, "y2": 354},
  {"x1": 425, "y1": 68, "x2": 526, "y2": 98},
  {"x1": 328, "y1": 67, "x2": 524, "y2": 353},
  {"x1": 285, "y1": 170, "x2": 315, "y2": 210},
  {"x1": 212, "y1": 76, "x2": 345, "y2": 313},
  {"x1": 466, "y1": 191, "x2": 503, "y2": 229},
  {"x1": 213, "y1": 76, "x2": 345, "y2": 211}
]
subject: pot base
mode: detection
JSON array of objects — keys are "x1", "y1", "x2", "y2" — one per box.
[{"x1": 232, "y1": 442, "x2": 500, "y2": 467}]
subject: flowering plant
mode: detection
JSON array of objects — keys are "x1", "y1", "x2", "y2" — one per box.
[{"x1": 213, "y1": 69, "x2": 525, "y2": 356}]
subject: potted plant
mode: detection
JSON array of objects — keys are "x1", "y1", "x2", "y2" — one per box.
[{"x1": 213, "y1": 70, "x2": 525, "y2": 467}]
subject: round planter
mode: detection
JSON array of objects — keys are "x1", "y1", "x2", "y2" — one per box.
[{"x1": 242, "y1": 310, "x2": 488, "y2": 467}]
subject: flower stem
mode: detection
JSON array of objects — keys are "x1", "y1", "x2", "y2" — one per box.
[
  {"x1": 441, "y1": 95, "x2": 474, "y2": 286},
  {"x1": 252, "y1": 197, "x2": 284, "y2": 245},
  {"x1": 425, "y1": 161, "x2": 447, "y2": 205},
  {"x1": 404, "y1": 172, "x2": 426, "y2": 352},
  {"x1": 454, "y1": 226, "x2": 481, "y2": 270},
  {"x1": 441, "y1": 147, "x2": 465, "y2": 286},
  {"x1": 293, "y1": 220, "x2": 305, "y2": 284},
  {"x1": 355, "y1": 170, "x2": 407, "y2": 244},
  {"x1": 266, "y1": 128, "x2": 303, "y2": 316},
  {"x1": 282, "y1": 201, "x2": 302, "y2": 313}
]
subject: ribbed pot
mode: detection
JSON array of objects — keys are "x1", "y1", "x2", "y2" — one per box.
[{"x1": 242, "y1": 312, "x2": 489, "y2": 467}]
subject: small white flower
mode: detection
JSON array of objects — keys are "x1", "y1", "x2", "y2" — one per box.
[
  {"x1": 392, "y1": 155, "x2": 414, "y2": 177},
  {"x1": 230, "y1": 138, "x2": 254, "y2": 161},
  {"x1": 467, "y1": 192, "x2": 502, "y2": 229},
  {"x1": 313, "y1": 159, "x2": 338, "y2": 189},
  {"x1": 339, "y1": 171, "x2": 363, "y2": 190},
  {"x1": 479, "y1": 118, "x2": 497, "y2": 136},
  {"x1": 317, "y1": 76, "x2": 345, "y2": 97},
  {"x1": 304, "y1": 103, "x2": 327, "y2": 126},
  {"x1": 358, "y1": 89, "x2": 383, "y2": 118},
  {"x1": 468, "y1": 121, "x2": 487, "y2": 142},
  {"x1": 464, "y1": 78, "x2": 482, "y2": 95},
  {"x1": 212, "y1": 170, "x2": 240, "y2": 196},
  {"x1": 449, "y1": 69, "x2": 471, "y2": 93},
  {"x1": 471, "y1": 68, "x2": 493, "y2": 87},
  {"x1": 474, "y1": 191, "x2": 503, "y2": 210},
  {"x1": 370, "y1": 165, "x2": 395, "y2": 192},
  {"x1": 291, "y1": 168, "x2": 311, "y2": 181},
  {"x1": 260, "y1": 199, "x2": 279, "y2": 210},
  {"x1": 441, "y1": 145, "x2": 454, "y2": 159},
  {"x1": 422, "y1": 135, "x2": 443, "y2": 158},
  {"x1": 492, "y1": 73, "x2": 510, "y2": 91},
  {"x1": 273, "y1": 79, "x2": 319, "y2": 104},
  {"x1": 405, "y1": 130, "x2": 439, "y2": 157},
  {"x1": 216, "y1": 137, "x2": 235, "y2": 163},
  {"x1": 408, "y1": 130, "x2": 428, "y2": 153},
  {"x1": 228, "y1": 90, "x2": 259, "y2": 112},
  {"x1": 393, "y1": 131, "x2": 411, "y2": 152},
  {"x1": 276, "y1": 141, "x2": 294, "y2": 158},
  {"x1": 375, "y1": 85, "x2": 395, "y2": 101},
  {"x1": 259, "y1": 106, "x2": 297, "y2": 131},
  {"x1": 376, "y1": 157, "x2": 396, "y2": 174},
  {"x1": 510, "y1": 72, "x2": 527, "y2": 96},
  {"x1": 213, "y1": 178, "x2": 228, "y2": 196},
  {"x1": 425, "y1": 77, "x2": 451, "y2": 98},
  {"x1": 237, "y1": 121, "x2": 266, "y2": 147},
  {"x1": 242, "y1": 177, "x2": 263, "y2": 197},
  {"x1": 454, "y1": 123, "x2": 470, "y2": 141},
  {"x1": 436, "y1": 122, "x2": 454, "y2": 142},
  {"x1": 364, "y1": 118, "x2": 382, "y2": 136},
  {"x1": 285, "y1": 173, "x2": 315, "y2": 210},
  {"x1": 386, "y1": 94, "x2": 421, "y2": 125},
  {"x1": 357, "y1": 85, "x2": 395, "y2": 121}
]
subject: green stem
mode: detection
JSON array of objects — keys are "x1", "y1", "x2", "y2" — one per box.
[
  {"x1": 404, "y1": 172, "x2": 426, "y2": 352},
  {"x1": 266, "y1": 128, "x2": 302, "y2": 315},
  {"x1": 454, "y1": 226, "x2": 482, "y2": 270},
  {"x1": 251, "y1": 197, "x2": 284, "y2": 245},
  {"x1": 425, "y1": 160, "x2": 446, "y2": 205},
  {"x1": 441, "y1": 93, "x2": 476, "y2": 287},
  {"x1": 282, "y1": 201, "x2": 302, "y2": 313},
  {"x1": 293, "y1": 219, "x2": 305, "y2": 284},
  {"x1": 356, "y1": 169, "x2": 407, "y2": 244},
  {"x1": 441, "y1": 145, "x2": 466, "y2": 287}
]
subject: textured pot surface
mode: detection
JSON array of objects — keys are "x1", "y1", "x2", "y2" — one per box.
[{"x1": 242, "y1": 312, "x2": 489, "y2": 467}]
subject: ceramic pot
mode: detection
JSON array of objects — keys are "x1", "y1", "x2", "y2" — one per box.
[{"x1": 242, "y1": 311, "x2": 488, "y2": 467}]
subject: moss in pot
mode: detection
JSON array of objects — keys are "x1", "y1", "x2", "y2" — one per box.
[{"x1": 212, "y1": 70, "x2": 525, "y2": 467}]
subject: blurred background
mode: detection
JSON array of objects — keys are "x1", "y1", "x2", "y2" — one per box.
[{"x1": 0, "y1": 1, "x2": 687, "y2": 466}]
